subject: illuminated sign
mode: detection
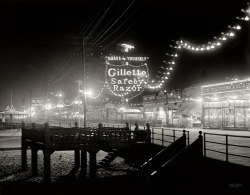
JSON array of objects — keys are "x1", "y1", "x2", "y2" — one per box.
[
  {"x1": 105, "y1": 64, "x2": 149, "y2": 98},
  {"x1": 106, "y1": 56, "x2": 149, "y2": 62}
]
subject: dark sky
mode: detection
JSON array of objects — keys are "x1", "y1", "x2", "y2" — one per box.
[{"x1": 0, "y1": 0, "x2": 249, "y2": 110}]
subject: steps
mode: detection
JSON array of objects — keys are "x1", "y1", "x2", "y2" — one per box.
[{"x1": 98, "y1": 149, "x2": 119, "y2": 168}]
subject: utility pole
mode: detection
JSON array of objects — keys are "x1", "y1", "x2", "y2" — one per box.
[
  {"x1": 82, "y1": 37, "x2": 87, "y2": 128},
  {"x1": 75, "y1": 79, "x2": 82, "y2": 125},
  {"x1": 45, "y1": 82, "x2": 50, "y2": 122},
  {"x1": 10, "y1": 90, "x2": 12, "y2": 109},
  {"x1": 30, "y1": 89, "x2": 32, "y2": 123},
  {"x1": 76, "y1": 80, "x2": 83, "y2": 99}
]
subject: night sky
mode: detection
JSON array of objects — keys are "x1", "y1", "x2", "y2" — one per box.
[{"x1": 0, "y1": 0, "x2": 249, "y2": 110}]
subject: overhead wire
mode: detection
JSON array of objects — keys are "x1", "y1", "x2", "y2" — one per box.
[
  {"x1": 48, "y1": 0, "x2": 143, "y2": 101},
  {"x1": 84, "y1": 0, "x2": 116, "y2": 42},
  {"x1": 88, "y1": 1, "x2": 134, "y2": 48},
  {"x1": 78, "y1": 1, "x2": 108, "y2": 36},
  {"x1": 48, "y1": 1, "x2": 110, "y2": 85},
  {"x1": 91, "y1": 0, "x2": 143, "y2": 52},
  {"x1": 52, "y1": 57, "x2": 81, "y2": 85},
  {"x1": 89, "y1": 0, "x2": 136, "y2": 50}
]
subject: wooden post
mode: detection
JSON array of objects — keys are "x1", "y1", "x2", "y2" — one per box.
[
  {"x1": 204, "y1": 133, "x2": 207, "y2": 157},
  {"x1": 198, "y1": 131, "x2": 203, "y2": 157},
  {"x1": 31, "y1": 147, "x2": 38, "y2": 176},
  {"x1": 98, "y1": 123, "x2": 103, "y2": 130},
  {"x1": 182, "y1": 130, "x2": 186, "y2": 147},
  {"x1": 74, "y1": 122, "x2": 80, "y2": 168},
  {"x1": 21, "y1": 122, "x2": 27, "y2": 171},
  {"x1": 74, "y1": 150, "x2": 80, "y2": 168},
  {"x1": 226, "y1": 134, "x2": 228, "y2": 162},
  {"x1": 173, "y1": 130, "x2": 176, "y2": 142},
  {"x1": 135, "y1": 122, "x2": 139, "y2": 130},
  {"x1": 44, "y1": 122, "x2": 51, "y2": 183},
  {"x1": 161, "y1": 128, "x2": 164, "y2": 146},
  {"x1": 80, "y1": 150, "x2": 87, "y2": 179},
  {"x1": 89, "y1": 151, "x2": 97, "y2": 179},
  {"x1": 146, "y1": 123, "x2": 151, "y2": 144},
  {"x1": 151, "y1": 127, "x2": 154, "y2": 144},
  {"x1": 126, "y1": 122, "x2": 129, "y2": 129},
  {"x1": 44, "y1": 149, "x2": 51, "y2": 183}
]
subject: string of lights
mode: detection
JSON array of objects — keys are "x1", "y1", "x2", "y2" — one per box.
[{"x1": 146, "y1": 2, "x2": 250, "y2": 90}]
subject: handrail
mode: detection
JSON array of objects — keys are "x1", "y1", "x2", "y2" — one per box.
[
  {"x1": 204, "y1": 132, "x2": 250, "y2": 138},
  {"x1": 204, "y1": 132, "x2": 250, "y2": 164},
  {"x1": 151, "y1": 128, "x2": 189, "y2": 146}
]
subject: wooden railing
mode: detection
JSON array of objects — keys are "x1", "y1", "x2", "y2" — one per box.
[
  {"x1": 22, "y1": 123, "x2": 136, "y2": 149},
  {"x1": 22, "y1": 122, "x2": 148, "y2": 182},
  {"x1": 0, "y1": 122, "x2": 22, "y2": 130}
]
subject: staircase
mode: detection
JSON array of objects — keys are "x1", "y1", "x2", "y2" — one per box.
[
  {"x1": 98, "y1": 149, "x2": 119, "y2": 168},
  {"x1": 137, "y1": 133, "x2": 187, "y2": 179}
]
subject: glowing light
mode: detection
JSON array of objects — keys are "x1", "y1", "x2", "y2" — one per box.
[
  {"x1": 120, "y1": 43, "x2": 134, "y2": 52},
  {"x1": 105, "y1": 62, "x2": 149, "y2": 98},
  {"x1": 45, "y1": 104, "x2": 52, "y2": 110},
  {"x1": 57, "y1": 104, "x2": 64, "y2": 108},
  {"x1": 236, "y1": 25, "x2": 241, "y2": 29}
]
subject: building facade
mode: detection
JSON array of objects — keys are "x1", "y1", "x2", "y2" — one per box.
[{"x1": 201, "y1": 78, "x2": 250, "y2": 130}]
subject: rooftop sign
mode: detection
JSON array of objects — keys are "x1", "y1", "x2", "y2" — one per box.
[{"x1": 105, "y1": 64, "x2": 149, "y2": 98}]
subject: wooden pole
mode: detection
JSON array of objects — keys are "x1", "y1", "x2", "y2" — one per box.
[
  {"x1": 31, "y1": 147, "x2": 38, "y2": 176},
  {"x1": 21, "y1": 122, "x2": 27, "y2": 171},
  {"x1": 80, "y1": 150, "x2": 87, "y2": 179},
  {"x1": 89, "y1": 151, "x2": 97, "y2": 179},
  {"x1": 44, "y1": 122, "x2": 51, "y2": 183}
]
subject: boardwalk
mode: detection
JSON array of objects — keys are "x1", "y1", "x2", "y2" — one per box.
[{"x1": 1, "y1": 127, "x2": 250, "y2": 166}]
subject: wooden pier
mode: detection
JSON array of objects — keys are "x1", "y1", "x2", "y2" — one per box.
[{"x1": 21, "y1": 122, "x2": 151, "y2": 182}]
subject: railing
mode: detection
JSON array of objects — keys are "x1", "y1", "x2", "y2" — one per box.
[
  {"x1": 21, "y1": 122, "x2": 138, "y2": 147},
  {"x1": 0, "y1": 122, "x2": 22, "y2": 129},
  {"x1": 32, "y1": 120, "x2": 130, "y2": 129},
  {"x1": 204, "y1": 132, "x2": 250, "y2": 164},
  {"x1": 151, "y1": 128, "x2": 189, "y2": 147}
]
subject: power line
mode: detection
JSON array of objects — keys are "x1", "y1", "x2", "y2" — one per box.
[
  {"x1": 90, "y1": 0, "x2": 143, "y2": 51},
  {"x1": 47, "y1": 1, "x2": 110, "y2": 84},
  {"x1": 84, "y1": 0, "x2": 115, "y2": 42},
  {"x1": 93, "y1": 14, "x2": 143, "y2": 54}
]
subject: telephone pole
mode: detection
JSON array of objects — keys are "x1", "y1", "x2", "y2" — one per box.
[
  {"x1": 82, "y1": 37, "x2": 87, "y2": 128},
  {"x1": 75, "y1": 79, "x2": 82, "y2": 124},
  {"x1": 45, "y1": 82, "x2": 50, "y2": 122}
]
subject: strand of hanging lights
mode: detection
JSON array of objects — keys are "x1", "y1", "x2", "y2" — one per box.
[{"x1": 146, "y1": 2, "x2": 250, "y2": 90}]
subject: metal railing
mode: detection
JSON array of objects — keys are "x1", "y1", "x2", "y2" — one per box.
[
  {"x1": 204, "y1": 132, "x2": 250, "y2": 163},
  {"x1": 151, "y1": 128, "x2": 189, "y2": 147}
]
